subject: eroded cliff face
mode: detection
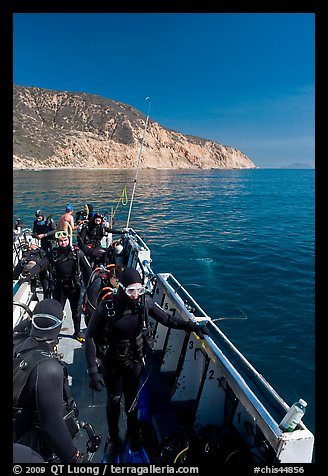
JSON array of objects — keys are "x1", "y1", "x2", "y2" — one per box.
[{"x1": 13, "y1": 85, "x2": 256, "y2": 170}]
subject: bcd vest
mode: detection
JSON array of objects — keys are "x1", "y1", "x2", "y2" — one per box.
[
  {"x1": 51, "y1": 248, "x2": 82, "y2": 289},
  {"x1": 94, "y1": 297, "x2": 145, "y2": 363}
]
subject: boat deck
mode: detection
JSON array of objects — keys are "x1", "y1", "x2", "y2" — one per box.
[
  {"x1": 53, "y1": 296, "x2": 108, "y2": 462},
  {"x1": 13, "y1": 228, "x2": 315, "y2": 464}
]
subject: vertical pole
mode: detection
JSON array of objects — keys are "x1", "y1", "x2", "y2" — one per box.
[{"x1": 126, "y1": 97, "x2": 151, "y2": 228}]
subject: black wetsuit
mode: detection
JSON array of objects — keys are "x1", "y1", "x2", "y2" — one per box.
[
  {"x1": 32, "y1": 216, "x2": 56, "y2": 252},
  {"x1": 78, "y1": 222, "x2": 121, "y2": 269},
  {"x1": 29, "y1": 246, "x2": 92, "y2": 335},
  {"x1": 52, "y1": 246, "x2": 92, "y2": 335},
  {"x1": 13, "y1": 337, "x2": 77, "y2": 462},
  {"x1": 82, "y1": 276, "x2": 102, "y2": 326},
  {"x1": 75, "y1": 211, "x2": 88, "y2": 223},
  {"x1": 85, "y1": 294, "x2": 195, "y2": 440},
  {"x1": 13, "y1": 247, "x2": 50, "y2": 298},
  {"x1": 78, "y1": 221, "x2": 121, "y2": 248},
  {"x1": 76, "y1": 204, "x2": 94, "y2": 226}
]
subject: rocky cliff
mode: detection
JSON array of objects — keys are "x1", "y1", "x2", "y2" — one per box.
[{"x1": 13, "y1": 85, "x2": 256, "y2": 170}]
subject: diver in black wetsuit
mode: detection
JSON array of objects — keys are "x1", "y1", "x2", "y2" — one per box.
[
  {"x1": 13, "y1": 299, "x2": 85, "y2": 463},
  {"x1": 84, "y1": 267, "x2": 209, "y2": 462},
  {"x1": 78, "y1": 213, "x2": 121, "y2": 247},
  {"x1": 28, "y1": 232, "x2": 92, "y2": 342},
  {"x1": 13, "y1": 244, "x2": 50, "y2": 299},
  {"x1": 78, "y1": 213, "x2": 122, "y2": 269},
  {"x1": 32, "y1": 209, "x2": 56, "y2": 252},
  {"x1": 75, "y1": 203, "x2": 94, "y2": 232}
]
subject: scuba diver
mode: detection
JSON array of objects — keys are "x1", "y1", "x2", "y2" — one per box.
[
  {"x1": 27, "y1": 231, "x2": 92, "y2": 342},
  {"x1": 13, "y1": 299, "x2": 85, "y2": 463},
  {"x1": 75, "y1": 203, "x2": 94, "y2": 232},
  {"x1": 84, "y1": 267, "x2": 209, "y2": 463},
  {"x1": 78, "y1": 212, "x2": 121, "y2": 248},
  {"x1": 13, "y1": 243, "x2": 50, "y2": 299},
  {"x1": 32, "y1": 209, "x2": 56, "y2": 252},
  {"x1": 78, "y1": 212, "x2": 122, "y2": 269}
]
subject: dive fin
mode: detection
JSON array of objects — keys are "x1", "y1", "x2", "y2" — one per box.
[{"x1": 125, "y1": 442, "x2": 150, "y2": 464}]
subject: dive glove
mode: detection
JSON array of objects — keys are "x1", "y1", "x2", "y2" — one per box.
[
  {"x1": 187, "y1": 321, "x2": 209, "y2": 339},
  {"x1": 88, "y1": 368, "x2": 105, "y2": 391}
]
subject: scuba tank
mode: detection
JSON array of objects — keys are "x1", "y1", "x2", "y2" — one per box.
[{"x1": 113, "y1": 244, "x2": 124, "y2": 265}]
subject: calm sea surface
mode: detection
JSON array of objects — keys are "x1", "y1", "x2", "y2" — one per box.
[{"x1": 13, "y1": 168, "x2": 315, "y2": 435}]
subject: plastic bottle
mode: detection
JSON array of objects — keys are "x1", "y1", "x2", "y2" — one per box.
[{"x1": 279, "y1": 398, "x2": 307, "y2": 432}]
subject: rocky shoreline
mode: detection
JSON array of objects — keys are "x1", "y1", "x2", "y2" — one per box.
[{"x1": 13, "y1": 85, "x2": 256, "y2": 170}]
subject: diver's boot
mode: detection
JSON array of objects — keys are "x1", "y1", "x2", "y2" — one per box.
[
  {"x1": 73, "y1": 316, "x2": 85, "y2": 342},
  {"x1": 72, "y1": 313, "x2": 84, "y2": 342},
  {"x1": 73, "y1": 330, "x2": 85, "y2": 343}
]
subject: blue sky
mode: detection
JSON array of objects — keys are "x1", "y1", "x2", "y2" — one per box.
[{"x1": 13, "y1": 13, "x2": 315, "y2": 168}]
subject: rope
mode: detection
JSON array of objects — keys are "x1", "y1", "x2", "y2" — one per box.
[
  {"x1": 110, "y1": 186, "x2": 128, "y2": 225},
  {"x1": 173, "y1": 446, "x2": 189, "y2": 463}
]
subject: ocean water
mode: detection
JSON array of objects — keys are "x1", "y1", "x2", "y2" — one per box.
[{"x1": 13, "y1": 168, "x2": 315, "y2": 435}]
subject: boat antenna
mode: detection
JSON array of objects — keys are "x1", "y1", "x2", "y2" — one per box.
[{"x1": 126, "y1": 97, "x2": 151, "y2": 228}]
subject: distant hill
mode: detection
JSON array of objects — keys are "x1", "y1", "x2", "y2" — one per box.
[
  {"x1": 13, "y1": 85, "x2": 256, "y2": 170},
  {"x1": 281, "y1": 162, "x2": 314, "y2": 169}
]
